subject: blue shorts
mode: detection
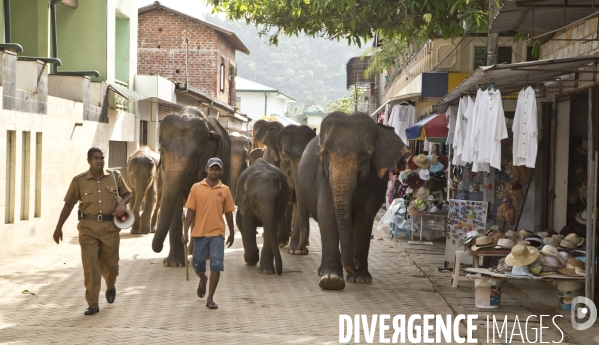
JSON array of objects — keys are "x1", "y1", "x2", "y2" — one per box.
[{"x1": 192, "y1": 236, "x2": 224, "y2": 273}]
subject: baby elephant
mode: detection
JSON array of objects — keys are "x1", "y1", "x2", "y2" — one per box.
[{"x1": 236, "y1": 159, "x2": 289, "y2": 275}]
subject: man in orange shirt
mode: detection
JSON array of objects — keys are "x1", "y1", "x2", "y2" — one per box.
[{"x1": 182, "y1": 157, "x2": 235, "y2": 310}]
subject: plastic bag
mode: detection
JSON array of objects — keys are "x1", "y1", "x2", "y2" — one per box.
[{"x1": 378, "y1": 198, "x2": 404, "y2": 230}]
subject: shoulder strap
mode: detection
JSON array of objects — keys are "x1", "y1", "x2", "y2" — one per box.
[{"x1": 109, "y1": 170, "x2": 122, "y2": 202}]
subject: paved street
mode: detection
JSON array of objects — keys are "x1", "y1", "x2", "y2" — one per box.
[{"x1": 0, "y1": 214, "x2": 467, "y2": 344}]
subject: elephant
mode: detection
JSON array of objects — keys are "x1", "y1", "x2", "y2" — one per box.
[
  {"x1": 235, "y1": 158, "x2": 289, "y2": 275},
  {"x1": 251, "y1": 119, "x2": 283, "y2": 150},
  {"x1": 229, "y1": 132, "x2": 251, "y2": 201},
  {"x1": 248, "y1": 148, "x2": 264, "y2": 166},
  {"x1": 152, "y1": 106, "x2": 231, "y2": 267},
  {"x1": 296, "y1": 111, "x2": 403, "y2": 290},
  {"x1": 125, "y1": 146, "x2": 161, "y2": 234},
  {"x1": 262, "y1": 125, "x2": 316, "y2": 250}
]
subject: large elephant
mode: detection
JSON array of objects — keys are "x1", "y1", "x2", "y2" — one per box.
[
  {"x1": 251, "y1": 119, "x2": 283, "y2": 149},
  {"x1": 262, "y1": 125, "x2": 316, "y2": 250},
  {"x1": 126, "y1": 146, "x2": 161, "y2": 234},
  {"x1": 248, "y1": 148, "x2": 264, "y2": 166},
  {"x1": 229, "y1": 132, "x2": 251, "y2": 200},
  {"x1": 235, "y1": 158, "x2": 289, "y2": 275},
  {"x1": 152, "y1": 106, "x2": 231, "y2": 267},
  {"x1": 296, "y1": 112, "x2": 403, "y2": 290}
]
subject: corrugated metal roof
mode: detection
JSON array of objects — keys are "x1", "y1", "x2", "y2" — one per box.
[
  {"x1": 108, "y1": 83, "x2": 147, "y2": 101},
  {"x1": 434, "y1": 55, "x2": 599, "y2": 111},
  {"x1": 491, "y1": 0, "x2": 596, "y2": 40},
  {"x1": 346, "y1": 56, "x2": 374, "y2": 89}
]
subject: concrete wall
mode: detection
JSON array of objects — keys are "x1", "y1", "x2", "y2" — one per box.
[
  {"x1": 237, "y1": 92, "x2": 290, "y2": 120},
  {"x1": 138, "y1": 8, "x2": 237, "y2": 105},
  {"x1": 540, "y1": 18, "x2": 599, "y2": 59}
]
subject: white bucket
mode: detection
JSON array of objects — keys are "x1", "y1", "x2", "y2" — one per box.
[
  {"x1": 557, "y1": 281, "x2": 584, "y2": 311},
  {"x1": 474, "y1": 278, "x2": 502, "y2": 309}
]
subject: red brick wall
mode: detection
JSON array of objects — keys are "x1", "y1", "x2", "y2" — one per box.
[{"x1": 138, "y1": 9, "x2": 237, "y2": 105}]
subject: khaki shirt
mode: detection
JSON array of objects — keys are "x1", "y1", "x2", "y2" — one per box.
[
  {"x1": 185, "y1": 179, "x2": 235, "y2": 238},
  {"x1": 64, "y1": 170, "x2": 131, "y2": 216}
]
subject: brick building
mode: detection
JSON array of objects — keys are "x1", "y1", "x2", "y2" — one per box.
[{"x1": 137, "y1": 2, "x2": 250, "y2": 132}]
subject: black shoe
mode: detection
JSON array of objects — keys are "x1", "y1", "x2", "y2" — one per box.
[
  {"x1": 106, "y1": 287, "x2": 116, "y2": 304},
  {"x1": 84, "y1": 307, "x2": 99, "y2": 315}
]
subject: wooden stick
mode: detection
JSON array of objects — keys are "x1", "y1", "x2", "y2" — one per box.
[{"x1": 183, "y1": 212, "x2": 189, "y2": 281}]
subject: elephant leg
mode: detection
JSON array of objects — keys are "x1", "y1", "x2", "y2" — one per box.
[
  {"x1": 258, "y1": 226, "x2": 275, "y2": 275},
  {"x1": 163, "y1": 197, "x2": 186, "y2": 267},
  {"x1": 139, "y1": 185, "x2": 156, "y2": 234},
  {"x1": 277, "y1": 203, "x2": 293, "y2": 248},
  {"x1": 241, "y1": 213, "x2": 259, "y2": 265},
  {"x1": 346, "y1": 214, "x2": 374, "y2": 284},
  {"x1": 288, "y1": 201, "x2": 309, "y2": 255},
  {"x1": 318, "y1": 216, "x2": 345, "y2": 290}
]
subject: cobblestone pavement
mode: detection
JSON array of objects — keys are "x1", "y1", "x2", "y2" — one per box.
[{"x1": 0, "y1": 215, "x2": 466, "y2": 344}]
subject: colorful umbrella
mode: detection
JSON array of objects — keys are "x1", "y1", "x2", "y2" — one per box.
[{"x1": 405, "y1": 113, "x2": 448, "y2": 143}]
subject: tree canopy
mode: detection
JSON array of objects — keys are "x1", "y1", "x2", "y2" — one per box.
[{"x1": 207, "y1": 0, "x2": 492, "y2": 47}]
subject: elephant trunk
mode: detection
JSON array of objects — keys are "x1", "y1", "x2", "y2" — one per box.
[
  {"x1": 330, "y1": 164, "x2": 358, "y2": 275},
  {"x1": 152, "y1": 165, "x2": 186, "y2": 253},
  {"x1": 262, "y1": 205, "x2": 283, "y2": 275}
]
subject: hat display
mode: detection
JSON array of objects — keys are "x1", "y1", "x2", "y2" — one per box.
[
  {"x1": 519, "y1": 229, "x2": 532, "y2": 238},
  {"x1": 437, "y1": 154, "x2": 448, "y2": 169},
  {"x1": 494, "y1": 238, "x2": 515, "y2": 249},
  {"x1": 557, "y1": 258, "x2": 585, "y2": 276},
  {"x1": 485, "y1": 225, "x2": 502, "y2": 235},
  {"x1": 413, "y1": 154, "x2": 430, "y2": 169},
  {"x1": 430, "y1": 170, "x2": 446, "y2": 181},
  {"x1": 559, "y1": 239, "x2": 578, "y2": 249},
  {"x1": 564, "y1": 233, "x2": 585, "y2": 247},
  {"x1": 525, "y1": 235, "x2": 544, "y2": 249},
  {"x1": 406, "y1": 174, "x2": 425, "y2": 190},
  {"x1": 504, "y1": 230, "x2": 523, "y2": 243},
  {"x1": 541, "y1": 255, "x2": 566, "y2": 268},
  {"x1": 536, "y1": 232, "x2": 549, "y2": 238},
  {"x1": 575, "y1": 209, "x2": 587, "y2": 225},
  {"x1": 505, "y1": 244, "x2": 540, "y2": 267},
  {"x1": 399, "y1": 170, "x2": 416, "y2": 184},
  {"x1": 558, "y1": 251, "x2": 570, "y2": 263},
  {"x1": 552, "y1": 234, "x2": 564, "y2": 242},
  {"x1": 505, "y1": 265, "x2": 539, "y2": 279},
  {"x1": 407, "y1": 155, "x2": 418, "y2": 170},
  {"x1": 518, "y1": 240, "x2": 531, "y2": 246},
  {"x1": 429, "y1": 154, "x2": 439, "y2": 165},
  {"x1": 543, "y1": 237, "x2": 559, "y2": 247},
  {"x1": 462, "y1": 230, "x2": 484, "y2": 245},
  {"x1": 415, "y1": 187, "x2": 430, "y2": 200},
  {"x1": 428, "y1": 154, "x2": 444, "y2": 173},
  {"x1": 419, "y1": 169, "x2": 431, "y2": 180},
  {"x1": 570, "y1": 249, "x2": 586, "y2": 258},
  {"x1": 471, "y1": 236, "x2": 494, "y2": 251}
]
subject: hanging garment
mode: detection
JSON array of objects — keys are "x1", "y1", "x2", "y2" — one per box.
[
  {"x1": 452, "y1": 96, "x2": 469, "y2": 166},
  {"x1": 512, "y1": 86, "x2": 538, "y2": 168},
  {"x1": 389, "y1": 103, "x2": 416, "y2": 146},
  {"x1": 383, "y1": 104, "x2": 391, "y2": 126},
  {"x1": 446, "y1": 105, "x2": 458, "y2": 146},
  {"x1": 462, "y1": 89, "x2": 482, "y2": 167},
  {"x1": 473, "y1": 88, "x2": 508, "y2": 171}
]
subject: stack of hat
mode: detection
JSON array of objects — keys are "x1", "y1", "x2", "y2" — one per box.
[
  {"x1": 504, "y1": 244, "x2": 541, "y2": 278},
  {"x1": 470, "y1": 236, "x2": 494, "y2": 251},
  {"x1": 460, "y1": 230, "x2": 483, "y2": 246},
  {"x1": 559, "y1": 233, "x2": 585, "y2": 250}
]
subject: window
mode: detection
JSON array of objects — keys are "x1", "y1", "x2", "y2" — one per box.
[
  {"x1": 109, "y1": 141, "x2": 128, "y2": 176},
  {"x1": 236, "y1": 96, "x2": 241, "y2": 110},
  {"x1": 5, "y1": 131, "x2": 16, "y2": 224},
  {"x1": 115, "y1": 14, "x2": 131, "y2": 84},
  {"x1": 473, "y1": 46, "x2": 513, "y2": 70},
  {"x1": 497, "y1": 46, "x2": 513, "y2": 65},
  {"x1": 220, "y1": 63, "x2": 225, "y2": 92},
  {"x1": 527, "y1": 46, "x2": 539, "y2": 62},
  {"x1": 35, "y1": 133, "x2": 42, "y2": 218},
  {"x1": 140, "y1": 121, "x2": 148, "y2": 146},
  {"x1": 21, "y1": 132, "x2": 30, "y2": 221}
]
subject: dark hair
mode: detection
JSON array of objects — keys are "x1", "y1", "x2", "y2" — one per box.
[{"x1": 87, "y1": 147, "x2": 104, "y2": 160}]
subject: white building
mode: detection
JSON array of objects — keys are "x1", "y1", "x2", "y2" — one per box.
[{"x1": 235, "y1": 77, "x2": 297, "y2": 120}]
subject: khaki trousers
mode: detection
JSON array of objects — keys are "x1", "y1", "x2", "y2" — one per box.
[{"x1": 78, "y1": 219, "x2": 120, "y2": 308}]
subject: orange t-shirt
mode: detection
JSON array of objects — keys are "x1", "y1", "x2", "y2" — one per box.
[{"x1": 185, "y1": 179, "x2": 235, "y2": 238}]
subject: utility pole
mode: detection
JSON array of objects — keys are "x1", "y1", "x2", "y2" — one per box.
[{"x1": 487, "y1": 0, "x2": 499, "y2": 66}]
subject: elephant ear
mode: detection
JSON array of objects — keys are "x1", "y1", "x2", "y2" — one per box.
[
  {"x1": 208, "y1": 131, "x2": 221, "y2": 157},
  {"x1": 263, "y1": 127, "x2": 281, "y2": 162},
  {"x1": 372, "y1": 124, "x2": 404, "y2": 179}
]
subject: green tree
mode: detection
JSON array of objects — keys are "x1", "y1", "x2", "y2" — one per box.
[
  {"x1": 207, "y1": 0, "x2": 492, "y2": 47},
  {"x1": 326, "y1": 86, "x2": 367, "y2": 114}
]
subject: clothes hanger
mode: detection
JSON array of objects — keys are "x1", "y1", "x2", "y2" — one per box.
[{"x1": 489, "y1": 77, "x2": 496, "y2": 91}]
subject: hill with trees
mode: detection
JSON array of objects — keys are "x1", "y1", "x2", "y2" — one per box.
[{"x1": 203, "y1": 15, "x2": 365, "y2": 109}]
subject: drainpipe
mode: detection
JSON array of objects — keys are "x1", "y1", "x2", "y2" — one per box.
[
  {"x1": 50, "y1": 0, "x2": 62, "y2": 74},
  {"x1": 264, "y1": 92, "x2": 267, "y2": 117},
  {"x1": 3, "y1": 0, "x2": 10, "y2": 43},
  {"x1": 175, "y1": 38, "x2": 189, "y2": 94}
]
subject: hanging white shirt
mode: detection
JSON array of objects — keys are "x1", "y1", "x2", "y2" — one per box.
[
  {"x1": 446, "y1": 105, "x2": 457, "y2": 146},
  {"x1": 462, "y1": 89, "x2": 483, "y2": 167},
  {"x1": 389, "y1": 104, "x2": 416, "y2": 146},
  {"x1": 512, "y1": 86, "x2": 538, "y2": 168},
  {"x1": 473, "y1": 88, "x2": 508, "y2": 171},
  {"x1": 452, "y1": 97, "x2": 469, "y2": 166},
  {"x1": 383, "y1": 104, "x2": 391, "y2": 126}
]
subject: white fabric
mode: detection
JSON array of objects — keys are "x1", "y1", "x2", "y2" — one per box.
[
  {"x1": 473, "y1": 88, "x2": 508, "y2": 171},
  {"x1": 452, "y1": 97, "x2": 469, "y2": 166},
  {"x1": 389, "y1": 104, "x2": 416, "y2": 146},
  {"x1": 446, "y1": 105, "x2": 457, "y2": 146},
  {"x1": 462, "y1": 89, "x2": 482, "y2": 169},
  {"x1": 383, "y1": 104, "x2": 391, "y2": 126},
  {"x1": 512, "y1": 86, "x2": 538, "y2": 168}
]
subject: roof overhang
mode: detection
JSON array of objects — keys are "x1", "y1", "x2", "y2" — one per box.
[
  {"x1": 491, "y1": 0, "x2": 598, "y2": 41},
  {"x1": 186, "y1": 86, "x2": 235, "y2": 114},
  {"x1": 434, "y1": 55, "x2": 599, "y2": 111},
  {"x1": 370, "y1": 93, "x2": 421, "y2": 118},
  {"x1": 346, "y1": 56, "x2": 375, "y2": 89},
  {"x1": 108, "y1": 83, "x2": 147, "y2": 101}
]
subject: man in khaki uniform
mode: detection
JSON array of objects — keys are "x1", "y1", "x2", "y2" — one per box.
[{"x1": 53, "y1": 147, "x2": 131, "y2": 315}]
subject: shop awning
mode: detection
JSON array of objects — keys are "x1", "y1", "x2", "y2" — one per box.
[
  {"x1": 490, "y1": 0, "x2": 598, "y2": 41},
  {"x1": 434, "y1": 55, "x2": 599, "y2": 111},
  {"x1": 369, "y1": 93, "x2": 420, "y2": 118},
  {"x1": 108, "y1": 83, "x2": 147, "y2": 101},
  {"x1": 405, "y1": 113, "x2": 448, "y2": 143}
]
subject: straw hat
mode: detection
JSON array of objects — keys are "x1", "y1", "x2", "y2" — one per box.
[
  {"x1": 525, "y1": 235, "x2": 544, "y2": 249},
  {"x1": 536, "y1": 232, "x2": 549, "y2": 238},
  {"x1": 494, "y1": 238, "x2": 515, "y2": 249},
  {"x1": 552, "y1": 234, "x2": 564, "y2": 242},
  {"x1": 519, "y1": 229, "x2": 532, "y2": 238},
  {"x1": 559, "y1": 239, "x2": 577, "y2": 249},
  {"x1": 505, "y1": 244, "x2": 540, "y2": 267},
  {"x1": 471, "y1": 236, "x2": 494, "y2": 251},
  {"x1": 575, "y1": 209, "x2": 587, "y2": 225},
  {"x1": 415, "y1": 187, "x2": 430, "y2": 200},
  {"x1": 413, "y1": 154, "x2": 430, "y2": 169},
  {"x1": 543, "y1": 237, "x2": 559, "y2": 247},
  {"x1": 564, "y1": 233, "x2": 585, "y2": 247},
  {"x1": 557, "y1": 258, "x2": 585, "y2": 276},
  {"x1": 419, "y1": 169, "x2": 431, "y2": 180},
  {"x1": 462, "y1": 230, "x2": 483, "y2": 246}
]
